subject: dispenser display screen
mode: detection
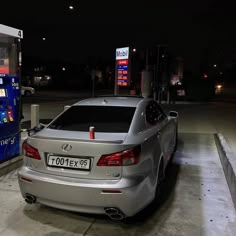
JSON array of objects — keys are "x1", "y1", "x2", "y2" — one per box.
[{"x1": 0, "y1": 88, "x2": 6, "y2": 97}]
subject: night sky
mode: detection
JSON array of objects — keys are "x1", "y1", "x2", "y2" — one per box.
[{"x1": 1, "y1": 0, "x2": 236, "y2": 70}]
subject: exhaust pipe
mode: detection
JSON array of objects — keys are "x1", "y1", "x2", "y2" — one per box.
[
  {"x1": 104, "y1": 207, "x2": 126, "y2": 220},
  {"x1": 25, "y1": 193, "x2": 36, "y2": 204}
]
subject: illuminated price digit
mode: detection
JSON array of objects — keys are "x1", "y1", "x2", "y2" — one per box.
[{"x1": 18, "y1": 30, "x2": 22, "y2": 38}]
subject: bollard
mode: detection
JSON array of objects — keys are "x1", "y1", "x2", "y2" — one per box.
[
  {"x1": 141, "y1": 70, "x2": 153, "y2": 98},
  {"x1": 31, "y1": 104, "x2": 39, "y2": 128}
]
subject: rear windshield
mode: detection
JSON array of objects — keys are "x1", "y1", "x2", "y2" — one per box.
[{"x1": 48, "y1": 106, "x2": 136, "y2": 133}]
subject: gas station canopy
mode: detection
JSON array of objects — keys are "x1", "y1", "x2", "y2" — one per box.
[{"x1": 0, "y1": 24, "x2": 23, "y2": 39}]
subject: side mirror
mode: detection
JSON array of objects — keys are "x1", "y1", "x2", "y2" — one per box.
[{"x1": 169, "y1": 111, "x2": 178, "y2": 118}]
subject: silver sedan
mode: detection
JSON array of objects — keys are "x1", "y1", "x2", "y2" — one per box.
[{"x1": 18, "y1": 96, "x2": 178, "y2": 220}]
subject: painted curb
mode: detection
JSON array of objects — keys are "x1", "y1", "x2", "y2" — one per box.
[{"x1": 214, "y1": 133, "x2": 236, "y2": 209}]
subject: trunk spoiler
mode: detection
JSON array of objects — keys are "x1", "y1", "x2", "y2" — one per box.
[{"x1": 31, "y1": 135, "x2": 124, "y2": 144}]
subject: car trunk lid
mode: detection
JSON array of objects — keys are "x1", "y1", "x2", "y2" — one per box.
[{"x1": 24, "y1": 129, "x2": 128, "y2": 180}]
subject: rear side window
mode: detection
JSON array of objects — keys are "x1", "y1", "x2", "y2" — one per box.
[
  {"x1": 48, "y1": 106, "x2": 136, "y2": 133},
  {"x1": 146, "y1": 101, "x2": 167, "y2": 125}
]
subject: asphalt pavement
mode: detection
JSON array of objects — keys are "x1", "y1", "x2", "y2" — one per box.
[
  {"x1": 0, "y1": 133, "x2": 235, "y2": 235},
  {"x1": 1, "y1": 89, "x2": 236, "y2": 234},
  {"x1": 163, "y1": 102, "x2": 236, "y2": 209},
  {"x1": 1, "y1": 90, "x2": 236, "y2": 235}
]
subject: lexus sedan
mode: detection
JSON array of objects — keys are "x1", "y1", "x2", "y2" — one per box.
[{"x1": 18, "y1": 96, "x2": 178, "y2": 220}]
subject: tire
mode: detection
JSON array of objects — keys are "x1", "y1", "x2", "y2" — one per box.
[
  {"x1": 174, "y1": 125, "x2": 178, "y2": 152},
  {"x1": 168, "y1": 128, "x2": 178, "y2": 164}
]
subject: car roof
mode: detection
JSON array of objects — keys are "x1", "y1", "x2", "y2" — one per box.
[{"x1": 73, "y1": 96, "x2": 150, "y2": 107}]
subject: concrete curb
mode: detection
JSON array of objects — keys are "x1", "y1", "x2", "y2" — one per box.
[
  {"x1": 214, "y1": 133, "x2": 236, "y2": 209},
  {"x1": 0, "y1": 156, "x2": 23, "y2": 177}
]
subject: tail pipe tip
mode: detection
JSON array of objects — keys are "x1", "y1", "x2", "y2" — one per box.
[
  {"x1": 25, "y1": 193, "x2": 36, "y2": 204},
  {"x1": 104, "y1": 207, "x2": 126, "y2": 220}
]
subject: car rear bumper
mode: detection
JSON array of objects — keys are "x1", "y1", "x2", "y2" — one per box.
[{"x1": 18, "y1": 166, "x2": 154, "y2": 217}]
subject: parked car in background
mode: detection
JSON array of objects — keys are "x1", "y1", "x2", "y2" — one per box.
[
  {"x1": 31, "y1": 75, "x2": 52, "y2": 88},
  {"x1": 215, "y1": 82, "x2": 224, "y2": 95},
  {"x1": 18, "y1": 96, "x2": 178, "y2": 220},
  {"x1": 21, "y1": 86, "x2": 35, "y2": 96},
  {"x1": 22, "y1": 74, "x2": 52, "y2": 88}
]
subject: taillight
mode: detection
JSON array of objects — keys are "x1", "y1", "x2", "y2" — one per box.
[
  {"x1": 22, "y1": 142, "x2": 41, "y2": 160},
  {"x1": 97, "y1": 145, "x2": 141, "y2": 166}
]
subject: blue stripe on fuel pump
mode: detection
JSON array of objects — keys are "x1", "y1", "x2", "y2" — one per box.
[{"x1": 0, "y1": 75, "x2": 21, "y2": 161}]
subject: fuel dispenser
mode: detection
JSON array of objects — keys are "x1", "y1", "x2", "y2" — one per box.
[{"x1": 0, "y1": 24, "x2": 23, "y2": 162}]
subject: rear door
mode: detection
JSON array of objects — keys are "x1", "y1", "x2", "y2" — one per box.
[{"x1": 145, "y1": 101, "x2": 170, "y2": 164}]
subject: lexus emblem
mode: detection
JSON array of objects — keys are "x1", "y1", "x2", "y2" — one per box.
[{"x1": 62, "y1": 144, "x2": 72, "y2": 152}]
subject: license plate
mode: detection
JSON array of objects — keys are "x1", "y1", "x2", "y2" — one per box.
[{"x1": 47, "y1": 155, "x2": 90, "y2": 170}]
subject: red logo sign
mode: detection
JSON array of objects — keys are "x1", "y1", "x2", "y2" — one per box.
[
  {"x1": 0, "y1": 67, "x2": 9, "y2": 74},
  {"x1": 117, "y1": 60, "x2": 128, "y2": 65}
]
